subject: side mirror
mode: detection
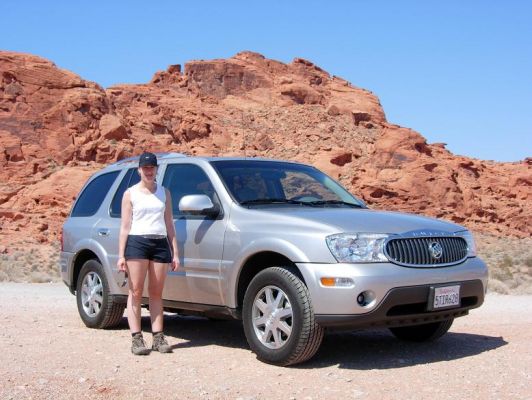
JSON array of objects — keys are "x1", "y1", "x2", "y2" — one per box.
[{"x1": 179, "y1": 194, "x2": 219, "y2": 217}]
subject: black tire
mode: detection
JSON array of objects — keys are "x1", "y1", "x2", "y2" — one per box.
[
  {"x1": 242, "y1": 267, "x2": 324, "y2": 366},
  {"x1": 389, "y1": 318, "x2": 454, "y2": 342},
  {"x1": 76, "y1": 259, "x2": 125, "y2": 329}
]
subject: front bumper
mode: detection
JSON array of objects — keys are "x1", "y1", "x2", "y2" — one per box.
[
  {"x1": 296, "y1": 256, "x2": 488, "y2": 316},
  {"x1": 315, "y1": 279, "x2": 484, "y2": 330}
]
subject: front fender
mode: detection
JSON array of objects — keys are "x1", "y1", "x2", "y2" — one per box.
[{"x1": 226, "y1": 237, "x2": 309, "y2": 308}]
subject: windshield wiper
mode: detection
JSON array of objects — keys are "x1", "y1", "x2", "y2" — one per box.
[
  {"x1": 240, "y1": 198, "x2": 365, "y2": 208},
  {"x1": 307, "y1": 200, "x2": 365, "y2": 208},
  {"x1": 240, "y1": 198, "x2": 309, "y2": 206}
]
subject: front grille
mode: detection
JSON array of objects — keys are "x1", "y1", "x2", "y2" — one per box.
[{"x1": 385, "y1": 237, "x2": 468, "y2": 267}]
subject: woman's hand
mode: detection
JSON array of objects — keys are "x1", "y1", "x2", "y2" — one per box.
[
  {"x1": 117, "y1": 257, "x2": 127, "y2": 272},
  {"x1": 171, "y1": 256, "x2": 180, "y2": 271}
]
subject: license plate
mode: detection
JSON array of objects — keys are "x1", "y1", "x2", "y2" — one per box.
[{"x1": 428, "y1": 285, "x2": 461, "y2": 311}]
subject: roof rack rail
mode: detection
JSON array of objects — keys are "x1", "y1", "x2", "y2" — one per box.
[{"x1": 113, "y1": 152, "x2": 187, "y2": 166}]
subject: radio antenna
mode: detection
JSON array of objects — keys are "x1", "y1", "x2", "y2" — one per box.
[{"x1": 242, "y1": 109, "x2": 247, "y2": 159}]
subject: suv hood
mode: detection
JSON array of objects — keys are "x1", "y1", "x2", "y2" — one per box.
[{"x1": 257, "y1": 207, "x2": 465, "y2": 235}]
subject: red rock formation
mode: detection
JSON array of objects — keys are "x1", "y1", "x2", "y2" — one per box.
[{"x1": 0, "y1": 50, "x2": 530, "y2": 249}]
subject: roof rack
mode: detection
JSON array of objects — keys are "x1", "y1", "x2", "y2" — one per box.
[{"x1": 114, "y1": 152, "x2": 187, "y2": 166}]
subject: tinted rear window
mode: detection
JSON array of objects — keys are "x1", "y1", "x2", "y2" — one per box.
[
  {"x1": 109, "y1": 168, "x2": 140, "y2": 218},
  {"x1": 71, "y1": 171, "x2": 119, "y2": 217}
]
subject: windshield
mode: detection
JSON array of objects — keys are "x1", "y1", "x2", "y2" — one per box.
[{"x1": 210, "y1": 160, "x2": 366, "y2": 208}]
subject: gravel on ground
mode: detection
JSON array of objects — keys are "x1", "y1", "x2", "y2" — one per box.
[{"x1": 0, "y1": 283, "x2": 530, "y2": 400}]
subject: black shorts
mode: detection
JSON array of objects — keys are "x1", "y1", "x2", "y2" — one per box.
[{"x1": 124, "y1": 235, "x2": 172, "y2": 263}]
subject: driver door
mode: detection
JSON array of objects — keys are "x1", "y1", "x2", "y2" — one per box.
[{"x1": 162, "y1": 163, "x2": 227, "y2": 306}]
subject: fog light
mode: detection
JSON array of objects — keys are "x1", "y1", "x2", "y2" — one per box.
[
  {"x1": 320, "y1": 277, "x2": 354, "y2": 287},
  {"x1": 356, "y1": 290, "x2": 376, "y2": 307}
]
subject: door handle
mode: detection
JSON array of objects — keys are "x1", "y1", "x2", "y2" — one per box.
[{"x1": 98, "y1": 228, "x2": 110, "y2": 237}]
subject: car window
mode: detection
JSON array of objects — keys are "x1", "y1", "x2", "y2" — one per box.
[
  {"x1": 230, "y1": 172, "x2": 269, "y2": 202},
  {"x1": 71, "y1": 171, "x2": 120, "y2": 217},
  {"x1": 280, "y1": 171, "x2": 338, "y2": 201},
  {"x1": 162, "y1": 164, "x2": 220, "y2": 218},
  {"x1": 109, "y1": 168, "x2": 141, "y2": 218},
  {"x1": 211, "y1": 160, "x2": 364, "y2": 207}
]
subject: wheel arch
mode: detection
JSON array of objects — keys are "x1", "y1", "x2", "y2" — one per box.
[
  {"x1": 235, "y1": 251, "x2": 306, "y2": 311},
  {"x1": 71, "y1": 249, "x2": 100, "y2": 293}
]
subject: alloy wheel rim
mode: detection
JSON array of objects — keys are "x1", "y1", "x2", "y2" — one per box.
[
  {"x1": 81, "y1": 272, "x2": 103, "y2": 317},
  {"x1": 252, "y1": 285, "x2": 293, "y2": 349}
]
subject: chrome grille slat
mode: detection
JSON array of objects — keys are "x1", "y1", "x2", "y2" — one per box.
[
  {"x1": 419, "y1": 238, "x2": 426, "y2": 264},
  {"x1": 411, "y1": 239, "x2": 419, "y2": 264},
  {"x1": 448, "y1": 238, "x2": 454, "y2": 263},
  {"x1": 397, "y1": 241, "x2": 405, "y2": 263},
  {"x1": 414, "y1": 239, "x2": 424, "y2": 264},
  {"x1": 450, "y1": 238, "x2": 457, "y2": 263},
  {"x1": 451, "y1": 238, "x2": 458, "y2": 261},
  {"x1": 458, "y1": 238, "x2": 467, "y2": 259},
  {"x1": 443, "y1": 238, "x2": 449, "y2": 263},
  {"x1": 422, "y1": 238, "x2": 430, "y2": 264},
  {"x1": 392, "y1": 241, "x2": 399, "y2": 262},
  {"x1": 405, "y1": 241, "x2": 414, "y2": 264},
  {"x1": 409, "y1": 240, "x2": 416, "y2": 264},
  {"x1": 385, "y1": 237, "x2": 468, "y2": 267}
]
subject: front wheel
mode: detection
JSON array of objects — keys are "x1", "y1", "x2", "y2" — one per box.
[
  {"x1": 389, "y1": 318, "x2": 454, "y2": 342},
  {"x1": 76, "y1": 259, "x2": 125, "y2": 329},
  {"x1": 242, "y1": 267, "x2": 324, "y2": 366}
]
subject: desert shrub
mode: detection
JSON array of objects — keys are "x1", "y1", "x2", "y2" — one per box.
[
  {"x1": 490, "y1": 265, "x2": 512, "y2": 282},
  {"x1": 506, "y1": 278, "x2": 519, "y2": 289},
  {"x1": 0, "y1": 246, "x2": 63, "y2": 282},
  {"x1": 488, "y1": 279, "x2": 510, "y2": 294},
  {"x1": 0, "y1": 260, "x2": 24, "y2": 282},
  {"x1": 490, "y1": 254, "x2": 514, "y2": 282},
  {"x1": 30, "y1": 271, "x2": 53, "y2": 283},
  {"x1": 525, "y1": 257, "x2": 532, "y2": 268},
  {"x1": 500, "y1": 255, "x2": 514, "y2": 269},
  {"x1": 0, "y1": 270, "x2": 9, "y2": 282}
]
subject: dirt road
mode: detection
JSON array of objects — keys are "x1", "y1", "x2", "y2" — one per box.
[{"x1": 0, "y1": 283, "x2": 530, "y2": 400}]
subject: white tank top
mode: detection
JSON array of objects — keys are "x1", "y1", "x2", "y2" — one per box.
[{"x1": 128, "y1": 183, "x2": 167, "y2": 236}]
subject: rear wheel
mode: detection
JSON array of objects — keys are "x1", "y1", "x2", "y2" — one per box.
[
  {"x1": 243, "y1": 267, "x2": 324, "y2": 366},
  {"x1": 76, "y1": 259, "x2": 125, "y2": 329},
  {"x1": 389, "y1": 318, "x2": 454, "y2": 342}
]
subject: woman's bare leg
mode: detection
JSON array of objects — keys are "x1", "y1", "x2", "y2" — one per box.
[
  {"x1": 148, "y1": 261, "x2": 169, "y2": 332},
  {"x1": 126, "y1": 259, "x2": 149, "y2": 333}
]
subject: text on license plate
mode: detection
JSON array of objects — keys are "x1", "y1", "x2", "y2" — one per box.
[{"x1": 433, "y1": 285, "x2": 460, "y2": 309}]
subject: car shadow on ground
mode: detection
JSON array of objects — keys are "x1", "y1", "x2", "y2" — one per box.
[
  {"x1": 300, "y1": 330, "x2": 508, "y2": 370},
  {"x1": 116, "y1": 314, "x2": 507, "y2": 369}
]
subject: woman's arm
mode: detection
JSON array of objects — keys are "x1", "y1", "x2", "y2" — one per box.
[
  {"x1": 117, "y1": 189, "x2": 132, "y2": 271},
  {"x1": 164, "y1": 189, "x2": 180, "y2": 271}
]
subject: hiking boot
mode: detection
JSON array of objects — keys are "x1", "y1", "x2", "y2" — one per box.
[
  {"x1": 131, "y1": 333, "x2": 150, "y2": 355},
  {"x1": 152, "y1": 332, "x2": 172, "y2": 353}
]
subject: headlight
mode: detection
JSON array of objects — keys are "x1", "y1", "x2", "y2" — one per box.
[
  {"x1": 326, "y1": 233, "x2": 389, "y2": 263},
  {"x1": 456, "y1": 230, "x2": 477, "y2": 257}
]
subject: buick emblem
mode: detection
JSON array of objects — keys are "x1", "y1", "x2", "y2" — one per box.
[{"x1": 428, "y1": 242, "x2": 443, "y2": 259}]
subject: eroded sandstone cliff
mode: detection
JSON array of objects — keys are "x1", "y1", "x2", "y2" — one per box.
[{"x1": 0, "y1": 50, "x2": 530, "y2": 247}]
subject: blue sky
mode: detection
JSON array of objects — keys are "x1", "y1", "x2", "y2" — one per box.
[{"x1": 1, "y1": 1, "x2": 530, "y2": 162}]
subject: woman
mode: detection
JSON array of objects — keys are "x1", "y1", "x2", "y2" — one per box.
[{"x1": 117, "y1": 152, "x2": 179, "y2": 355}]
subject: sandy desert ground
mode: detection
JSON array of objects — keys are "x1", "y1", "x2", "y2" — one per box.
[{"x1": 0, "y1": 283, "x2": 531, "y2": 400}]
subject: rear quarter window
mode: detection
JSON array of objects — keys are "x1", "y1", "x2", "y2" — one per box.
[{"x1": 71, "y1": 171, "x2": 120, "y2": 217}]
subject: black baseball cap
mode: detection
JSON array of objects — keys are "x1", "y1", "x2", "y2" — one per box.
[{"x1": 138, "y1": 152, "x2": 158, "y2": 167}]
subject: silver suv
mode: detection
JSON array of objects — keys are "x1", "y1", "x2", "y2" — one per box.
[{"x1": 60, "y1": 153, "x2": 488, "y2": 365}]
